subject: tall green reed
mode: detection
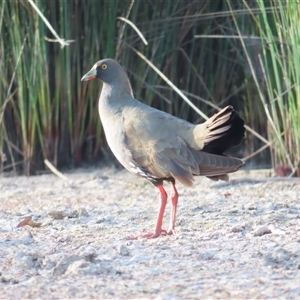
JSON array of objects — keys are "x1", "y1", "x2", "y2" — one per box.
[{"x1": 230, "y1": 0, "x2": 300, "y2": 175}]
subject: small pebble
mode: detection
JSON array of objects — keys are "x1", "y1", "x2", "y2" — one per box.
[
  {"x1": 230, "y1": 225, "x2": 245, "y2": 233},
  {"x1": 198, "y1": 251, "x2": 216, "y2": 260},
  {"x1": 53, "y1": 255, "x2": 81, "y2": 276},
  {"x1": 77, "y1": 208, "x2": 89, "y2": 217},
  {"x1": 49, "y1": 210, "x2": 66, "y2": 220},
  {"x1": 77, "y1": 245, "x2": 97, "y2": 262},
  {"x1": 117, "y1": 244, "x2": 130, "y2": 256},
  {"x1": 13, "y1": 251, "x2": 34, "y2": 269},
  {"x1": 253, "y1": 225, "x2": 271, "y2": 236},
  {"x1": 65, "y1": 260, "x2": 90, "y2": 275},
  {"x1": 272, "y1": 248, "x2": 291, "y2": 262}
]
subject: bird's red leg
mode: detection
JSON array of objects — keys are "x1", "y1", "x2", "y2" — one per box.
[
  {"x1": 142, "y1": 185, "x2": 168, "y2": 238},
  {"x1": 167, "y1": 183, "x2": 178, "y2": 235}
]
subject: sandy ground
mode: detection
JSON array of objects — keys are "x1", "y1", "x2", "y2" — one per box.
[{"x1": 0, "y1": 166, "x2": 300, "y2": 299}]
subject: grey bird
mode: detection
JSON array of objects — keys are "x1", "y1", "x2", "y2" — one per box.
[{"x1": 81, "y1": 59, "x2": 245, "y2": 238}]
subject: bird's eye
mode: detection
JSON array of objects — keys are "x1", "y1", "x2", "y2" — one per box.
[{"x1": 101, "y1": 64, "x2": 108, "y2": 70}]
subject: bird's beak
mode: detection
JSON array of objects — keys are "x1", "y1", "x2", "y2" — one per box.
[{"x1": 81, "y1": 67, "x2": 97, "y2": 81}]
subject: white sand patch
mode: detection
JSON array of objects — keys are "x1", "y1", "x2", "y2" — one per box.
[{"x1": 0, "y1": 167, "x2": 300, "y2": 299}]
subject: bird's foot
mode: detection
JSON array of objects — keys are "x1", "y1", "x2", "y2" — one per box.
[
  {"x1": 141, "y1": 232, "x2": 160, "y2": 239},
  {"x1": 141, "y1": 228, "x2": 175, "y2": 239},
  {"x1": 126, "y1": 229, "x2": 175, "y2": 240},
  {"x1": 141, "y1": 229, "x2": 165, "y2": 239},
  {"x1": 125, "y1": 229, "x2": 166, "y2": 240},
  {"x1": 167, "y1": 228, "x2": 176, "y2": 235}
]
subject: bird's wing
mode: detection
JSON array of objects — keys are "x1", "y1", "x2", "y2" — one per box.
[{"x1": 123, "y1": 110, "x2": 243, "y2": 186}]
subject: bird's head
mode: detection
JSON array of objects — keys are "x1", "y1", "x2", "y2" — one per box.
[{"x1": 81, "y1": 59, "x2": 125, "y2": 85}]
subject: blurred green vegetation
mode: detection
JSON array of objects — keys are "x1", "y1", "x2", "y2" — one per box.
[{"x1": 0, "y1": 0, "x2": 299, "y2": 176}]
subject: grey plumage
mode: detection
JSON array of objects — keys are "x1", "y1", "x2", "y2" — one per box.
[{"x1": 81, "y1": 58, "x2": 245, "y2": 238}]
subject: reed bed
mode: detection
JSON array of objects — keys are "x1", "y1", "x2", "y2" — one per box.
[
  {"x1": 0, "y1": 1, "x2": 298, "y2": 175},
  {"x1": 228, "y1": 0, "x2": 300, "y2": 175}
]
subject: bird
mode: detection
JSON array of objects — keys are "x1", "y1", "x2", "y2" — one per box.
[{"x1": 81, "y1": 58, "x2": 245, "y2": 238}]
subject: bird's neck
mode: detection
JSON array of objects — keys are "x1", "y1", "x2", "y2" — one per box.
[
  {"x1": 110, "y1": 72, "x2": 134, "y2": 96},
  {"x1": 99, "y1": 82, "x2": 136, "y2": 115}
]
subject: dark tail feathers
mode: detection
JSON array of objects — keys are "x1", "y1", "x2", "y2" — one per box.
[{"x1": 202, "y1": 105, "x2": 245, "y2": 155}]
